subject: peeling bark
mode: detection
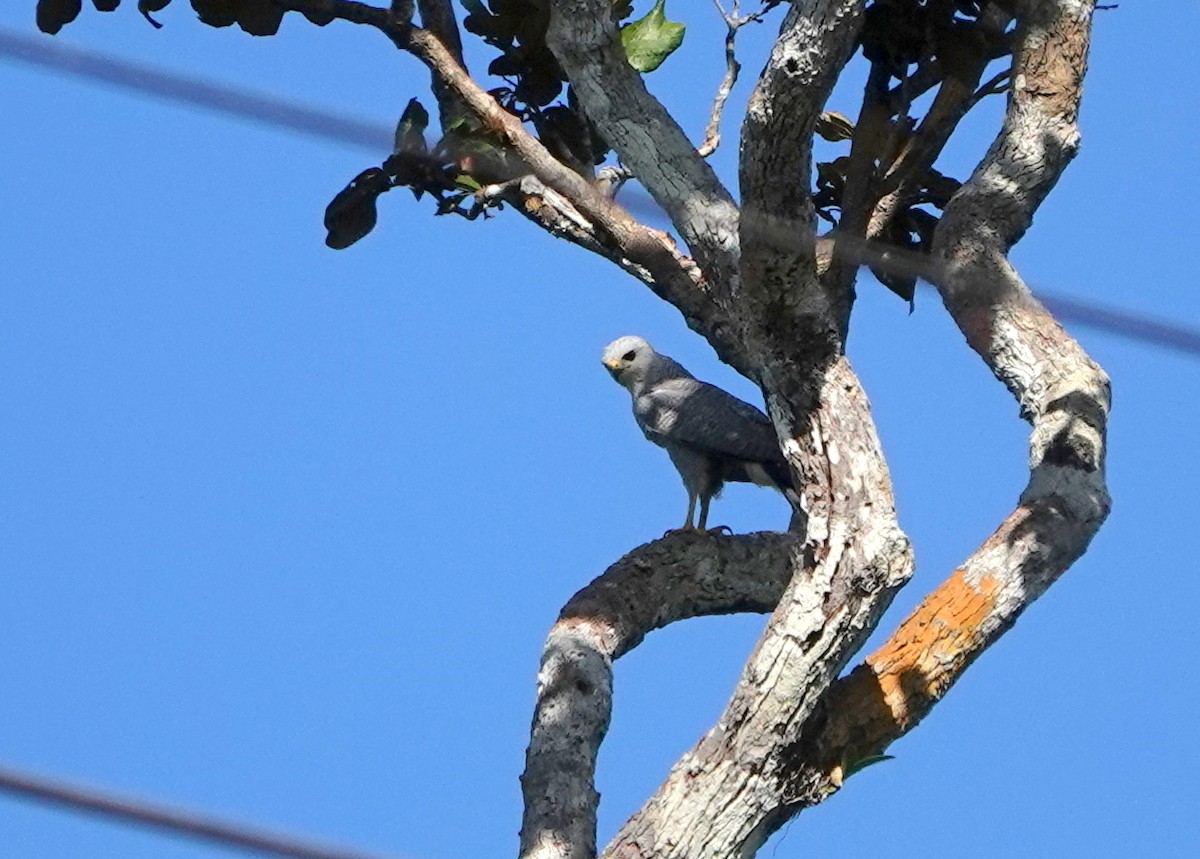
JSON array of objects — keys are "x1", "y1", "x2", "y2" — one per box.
[
  {"x1": 547, "y1": 0, "x2": 742, "y2": 300},
  {"x1": 231, "y1": 3, "x2": 1112, "y2": 858},
  {"x1": 740, "y1": 0, "x2": 1110, "y2": 820},
  {"x1": 519, "y1": 532, "x2": 799, "y2": 859},
  {"x1": 601, "y1": 359, "x2": 912, "y2": 859}
]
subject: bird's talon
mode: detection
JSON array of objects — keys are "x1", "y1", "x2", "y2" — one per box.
[
  {"x1": 663, "y1": 525, "x2": 699, "y2": 538},
  {"x1": 706, "y1": 525, "x2": 734, "y2": 536}
]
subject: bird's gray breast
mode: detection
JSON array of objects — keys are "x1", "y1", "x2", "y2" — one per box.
[{"x1": 633, "y1": 388, "x2": 682, "y2": 449}]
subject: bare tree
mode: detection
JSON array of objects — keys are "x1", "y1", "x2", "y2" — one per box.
[{"x1": 34, "y1": 1, "x2": 1111, "y2": 858}]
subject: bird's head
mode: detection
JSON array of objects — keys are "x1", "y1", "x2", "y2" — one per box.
[{"x1": 601, "y1": 335, "x2": 655, "y2": 389}]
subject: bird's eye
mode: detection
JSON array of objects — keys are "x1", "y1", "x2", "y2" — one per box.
[{"x1": 622, "y1": 350, "x2": 637, "y2": 361}]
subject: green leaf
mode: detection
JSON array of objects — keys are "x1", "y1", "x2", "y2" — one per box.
[
  {"x1": 844, "y1": 754, "x2": 895, "y2": 779},
  {"x1": 621, "y1": 0, "x2": 685, "y2": 73},
  {"x1": 394, "y1": 98, "x2": 430, "y2": 155},
  {"x1": 454, "y1": 174, "x2": 482, "y2": 191}
]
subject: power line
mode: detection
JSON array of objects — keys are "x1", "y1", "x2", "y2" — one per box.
[
  {"x1": 0, "y1": 26, "x2": 391, "y2": 151},
  {"x1": 1041, "y1": 292, "x2": 1200, "y2": 357},
  {"x1": 0, "y1": 764, "x2": 401, "y2": 859},
  {"x1": 1, "y1": 25, "x2": 1197, "y2": 360}
]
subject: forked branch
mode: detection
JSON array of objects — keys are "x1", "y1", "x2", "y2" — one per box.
[
  {"x1": 756, "y1": 0, "x2": 1111, "y2": 816},
  {"x1": 697, "y1": 1, "x2": 778, "y2": 158},
  {"x1": 519, "y1": 532, "x2": 799, "y2": 859}
]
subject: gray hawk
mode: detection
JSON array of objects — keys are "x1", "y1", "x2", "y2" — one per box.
[{"x1": 601, "y1": 335, "x2": 799, "y2": 531}]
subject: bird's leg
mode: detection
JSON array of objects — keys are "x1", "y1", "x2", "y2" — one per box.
[
  {"x1": 696, "y1": 498, "x2": 732, "y2": 535},
  {"x1": 663, "y1": 493, "x2": 699, "y2": 537},
  {"x1": 683, "y1": 492, "x2": 698, "y2": 530}
]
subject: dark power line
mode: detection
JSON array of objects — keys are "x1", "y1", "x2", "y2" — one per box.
[
  {"x1": 0, "y1": 765, "x2": 401, "y2": 859},
  {"x1": 1, "y1": 25, "x2": 1198, "y2": 360},
  {"x1": 0, "y1": 25, "x2": 392, "y2": 151}
]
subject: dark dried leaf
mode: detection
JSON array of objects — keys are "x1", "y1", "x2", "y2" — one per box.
[
  {"x1": 139, "y1": 0, "x2": 168, "y2": 26},
  {"x1": 92, "y1": 0, "x2": 121, "y2": 11},
  {"x1": 237, "y1": 0, "x2": 284, "y2": 35},
  {"x1": 534, "y1": 105, "x2": 597, "y2": 175},
  {"x1": 36, "y1": 0, "x2": 83, "y2": 34},
  {"x1": 816, "y1": 156, "x2": 852, "y2": 193},
  {"x1": 921, "y1": 169, "x2": 961, "y2": 209},
  {"x1": 906, "y1": 207, "x2": 940, "y2": 249},
  {"x1": 869, "y1": 208, "x2": 935, "y2": 306},
  {"x1": 567, "y1": 85, "x2": 611, "y2": 163},
  {"x1": 300, "y1": 5, "x2": 335, "y2": 24},
  {"x1": 191, "y1": 0, "x2": 237, "y2": 27},
  {"x1": 514, "y1": 66, "x2": 563, "y2": 109},
  {"x1": 487, "y1": 53, "x2": 523, "y2": 77},
  {"x1": 324, "y1": 168, "x2": 391, "y2": 250},
  {"x1": 394, "y1": 98, "x2": 430, "y2": 155},
  {"x1": 861, "y1": 1, "x2": 927, "y2": 76}
]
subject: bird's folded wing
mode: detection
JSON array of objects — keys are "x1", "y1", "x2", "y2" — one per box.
[{"x1": 637, "y1": 378, "x2": 782, "y2": 463}]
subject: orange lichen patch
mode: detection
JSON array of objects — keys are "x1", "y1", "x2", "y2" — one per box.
[{"x1": 864, "y1": 568, "x2": 1001, "y2": 728}]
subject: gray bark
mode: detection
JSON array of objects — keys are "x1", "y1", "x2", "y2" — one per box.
[{"x1": 252, "y1": 3, "x2": 1111, "y2": 858}]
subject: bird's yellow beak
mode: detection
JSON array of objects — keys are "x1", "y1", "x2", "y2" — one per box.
[{"x1": 603, "y1": 359, "x2": 622, "y2": 371}]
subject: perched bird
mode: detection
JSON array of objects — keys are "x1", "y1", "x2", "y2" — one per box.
[{"x1": 601, "y1": 335, "x2": 799, "y2": 531}]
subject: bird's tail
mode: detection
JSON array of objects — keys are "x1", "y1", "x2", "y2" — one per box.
[{"x1": 763, "y1": 455, "x2": 801, "y2": 530}]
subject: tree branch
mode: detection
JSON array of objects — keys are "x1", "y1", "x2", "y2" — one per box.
[
  {"x1": 738, "y1": 0, "x2": 867, "y2": 343},
  {"x1": 518, "y1": 532, "x2": 800, "y2": 859},
  {"x1": 756, "y1": 0, "x2": 1111, "y2": 817},
  {"x1": 697, "y1": 1, "x2": 774, "y2": 158},
  {"x1": 474, "y1": 175, "x2": 684, "y2": 289},
  {"x1": 415, "y1": 0, "x2": 466, "y2": 131},
  {"x1": 822, "y1": 61, "x2": 894, "y2": 313},
  {"x1": 601, "y1": 359, "x2": 913, "y2": 859},
  {"x1": 275, "y1": 0, "x2": 751, "y2": 365},
  {"x1": 547, "y1": 0, "x2": 742, "y2": 303},
  {"x1": 548, "y1": 8, "x2": 918, "y2": 857}
]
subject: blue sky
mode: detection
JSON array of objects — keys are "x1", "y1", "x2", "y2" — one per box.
[{"x1": 1, "y1": 3, "x2": 1198, "y2": 858}]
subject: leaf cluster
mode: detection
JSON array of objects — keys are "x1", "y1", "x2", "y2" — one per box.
[
  {"x1": 36, "y1": 0, "x2": 334, "y2": 34},
  {"x1": 814, "y1": 0, "x2": 1013, "y2": 302},
  {"x1": 860, "y1": 0, "x2": 1007, "y2": 80},
  {"x1": 324, "y1": 99, "x2": 501, "y2": 249}
]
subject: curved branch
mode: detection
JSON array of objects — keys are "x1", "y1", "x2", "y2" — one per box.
[
  {"x1": 518, "y1": 532, "x2": 800, "y2": 859},
  {"x1": 600, "y1": 358, "x2": 912, "y2": 859},
  {"x1": 754, "y1": 0, "x2": 1111, "y2": 816},
  {"x1": 475, "y1": 175, "x2": 699, "y2": 293},
  {"x1": 276, "y1": 0, "x2": 747, "y2": 363}
]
